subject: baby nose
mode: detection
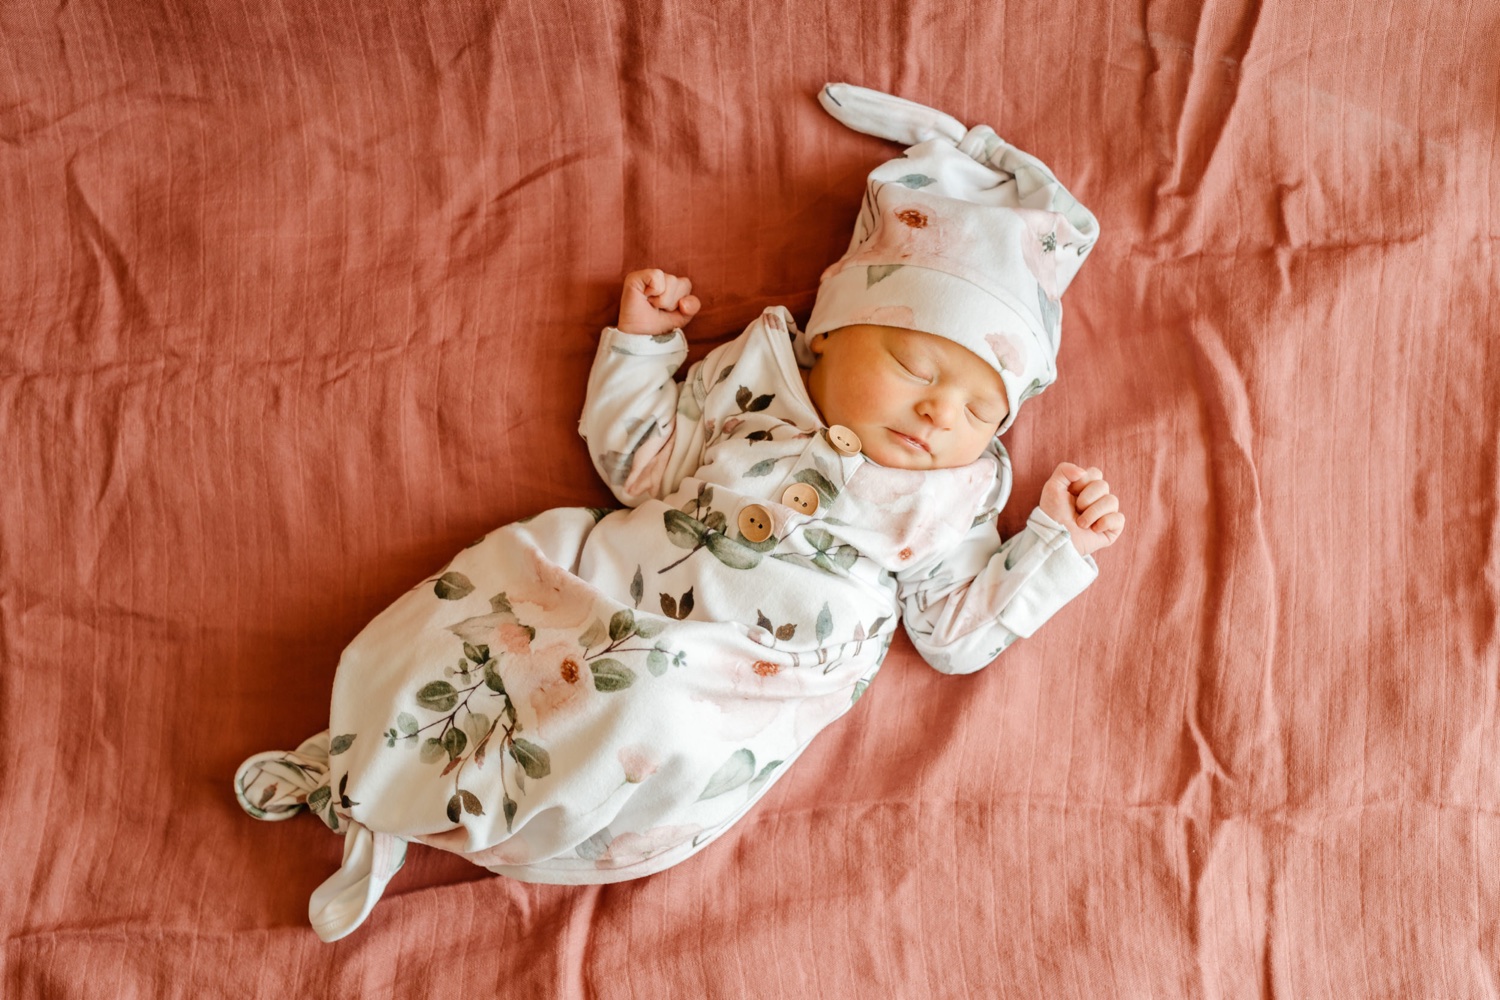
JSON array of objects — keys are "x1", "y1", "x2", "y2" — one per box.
[{"x1": 917, "y1": 396, "x2": 958, "y2": 428}]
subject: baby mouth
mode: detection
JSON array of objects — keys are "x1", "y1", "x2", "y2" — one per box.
[{"x1": 890, "y1": 429, "x2": 930, "y2": 453}]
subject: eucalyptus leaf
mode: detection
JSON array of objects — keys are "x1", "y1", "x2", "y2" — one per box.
[
  {"x1": 434, "y1": 572, "x2": 475, "y2": 600},
  {"x1": 441, "y1": 726, "x2": 467, "y2": 761},
  {"x1": 307, "y1": 786, "x2": 331, "y2": 813},
  {"x1": 631, "y1": 567, "x2": 644, "y2": 607},
  {"x1": 579, "y1": 618, "x2": 608, "y2": 649},
  {"x1": 816, "y1": 603, "x2": 833, "y2": 643},
  {"x1": 750, "y1": 759, "x2": 784, "y2": 793},
  {"x1": 698, "y1": 749, "x2": 756, "y2": 800},
  {"x1": 459, "y1": 790, "x2": 485, "y2": 816},
  {"x1": 746, "y1": 458, "x2": 777, "y2": 478},
  {"x1": 707, "y1": 532, "x2": 762, "y2": 570},
  {"x1": 509, "y1": 738, "x2": 552, "y2": 779},
  {"x1": 420, "y1": 738, "x2": 446, "y2": 764},
  {"x1": 663, "y1": 509, "x2": 707, "y2": 548},
  {"x1": 793, "y1": 468, "x2": 839, "y2": 504},
  {"x1": 483, "y1": 661, "x2": 506, "y2": 694},
  {"x1": 464, "y1": 712, "x2": 492, "y2": 747},
  {"x1": 609, "y1": 609, "x2": 636, "y2": 642},
  {"x1": 647, "y1": 650, "x2": 668, "y2": 676},
  {"x1": 590, "y1": 658, "x2": 637, "y2": 692},
  {"x1": 804, "y1": 528, "x2": 835, "y2": 552},
  {"x1": 635, "y1": 617, "x2": 665, "y2": 639},
  {"x1": 503, "y1": 792, "x2": 517, "y2": 831},
  {"x1": 328, "y1": 734, "x2": 356, "y2": 756},
  {"x1": 416, "y1": 680, "x2": 459, "y2": 712}
]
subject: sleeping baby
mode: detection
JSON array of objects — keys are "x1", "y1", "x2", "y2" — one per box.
[{"x1": 234, "y1": 81, "x2": 1124, "y2": 940}]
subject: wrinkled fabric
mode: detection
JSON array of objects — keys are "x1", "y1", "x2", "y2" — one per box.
[{"x1": 4, "y1": 0, "x2": 1499, "y2": 996}]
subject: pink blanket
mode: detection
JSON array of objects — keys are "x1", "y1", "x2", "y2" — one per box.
[{"x1": 4, "y1": 0, "x2": 1497, "y2": 995}]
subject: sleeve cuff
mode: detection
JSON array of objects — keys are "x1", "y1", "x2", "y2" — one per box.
[
  {"x1": 996, "y1": 507, "x2": 1099, "y2": 638},
  {"x1": 599, "y1": 327, "x2": 688, "y2": 357}
]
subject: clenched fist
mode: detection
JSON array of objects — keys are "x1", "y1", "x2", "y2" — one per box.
[
  {"x1": 616, "y1": 269, "x2": 701, "y2": 336},
  {"x1": 1039, "y1": 463, "x2": 1125, "y2": 558}
]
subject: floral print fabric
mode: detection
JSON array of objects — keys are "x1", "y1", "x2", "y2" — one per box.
[{"x1": 245, "y1": 307, "x2": 1096, "y2": 934}]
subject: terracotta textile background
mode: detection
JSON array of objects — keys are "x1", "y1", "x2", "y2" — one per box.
[{"x1": 3, "y1": 0, "x2": 1498, "y2": 996}]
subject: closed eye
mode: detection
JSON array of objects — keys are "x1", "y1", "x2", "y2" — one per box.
[{"x1": 894, "y1": 356, "x2": 934, "y2": 383}]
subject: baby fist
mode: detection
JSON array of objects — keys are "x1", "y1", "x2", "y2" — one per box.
[
  {"x1": 616, "y1": 268, "x2": 701, "y2": 336},
  {"x1": 1039, "y1": 463, "x2": 1125, "y2": 558}
]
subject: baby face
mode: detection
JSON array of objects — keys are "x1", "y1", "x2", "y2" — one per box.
[{"x1": 806, "y1": 324, "x2": 1009, "y2": 470}]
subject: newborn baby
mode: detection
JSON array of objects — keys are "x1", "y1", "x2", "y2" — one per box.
[{"x1": 235, "y1": 82, "x2": 1123, "y2": 941}]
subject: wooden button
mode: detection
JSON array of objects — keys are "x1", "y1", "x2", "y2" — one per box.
[
  {"x1": 780, "y1": 483, "x2": 820, "y2": 515},
  {"x1": 827, "y1": 425, "x2": 862, "y2": 455},
  {"x1": 737, "y1": 504, "x2": 774, "y2": 543}
]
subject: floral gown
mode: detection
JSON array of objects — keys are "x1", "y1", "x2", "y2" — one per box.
[{"x1": 235, "y1": 306, "x2": 1097, "y2": 939}]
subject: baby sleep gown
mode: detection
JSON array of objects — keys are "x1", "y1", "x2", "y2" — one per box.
[{"x1": 235, "y1": 306, "x2": 1097, "y2": 939}]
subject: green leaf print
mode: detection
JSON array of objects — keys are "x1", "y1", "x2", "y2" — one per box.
[
  {"x1": 609, "y1": 609, "x2": 636, "y2": 642},
  {"x1": 745, "y1": 458, "x2": 777, "y2": 477},
  {"x1": 866, "y1": 263, "x2": 904, "y2": 287},
  {"x1": 590, "y1": 658, "x2": 637, "y2": 692},
  {"x1": 816, "y1": 604, "x2": 833, "y2": 643},
  {"x1": 441, "y1": 727, "x2": 467, "y2": 761},
  {"x1": 793, "y1": 468, "x2": 839, "y2": 505},
  {"x1": 503, "y1": 792, "x2": 518, "y2": 831},
  {"x1": 397, "y1": 712, "x2": 419, "y2": 736},
  {"x1": 664, "y1": 509, "x2": 707, "y2": 548},
  {"x1": 631, "y1": 567, "x2": 644, "y2": 607},
  {"x1": 420, "y1": 738, "x2": 445, "y2": 764},
  {"x1": 749, "y1": 760, "x2": 783, "y2": 794},
  {"x1": 434, "y1": 572, "x2": 475, "y2": 600},
  {"x1": 307, "y1": 786, "x2": 331, "y2": 813},
  {"x1": 706, "y1": 532, "x2": 762, "y2": 569},
  {"x1": 647, "y1": 649, "x2": 669, "y2": 676},
  {"x1": 895, "y1": 174, "x2": 935, "y2": 188},
  {"x1": 509, "y1": 739, "x2": 552, "y2": 779},
  {"x1": 483, "y1": 661, "x2": 506, "y2": 694},
  {"x1": 804, "y1": 528, "x2": 835, "y2": 553},
  {"x1": 635, "y1": 618, "x2": 665, "y2": 639},
  {"x1": 328, "y1": 734, "x2": 356, "y2": 756},
  {"x1": 579, "y1": 618, "x2": 608, "y2": 650},
  {"x1": 699, "y1": 749, "x2": 756, "y2": 800},
  {"x1": 416, "y1": 681, "x2": 459, "y2": 713}
]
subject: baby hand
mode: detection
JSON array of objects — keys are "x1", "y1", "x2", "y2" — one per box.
[
  {"x1": 1039, "y1": 463, "x2": 1125, "y2": 558},
  {"x1": 616, "y1": 269, "x2": 701, "y2": 336}
]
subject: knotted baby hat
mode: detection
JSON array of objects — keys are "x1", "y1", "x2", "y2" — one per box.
[{"x1": 800, "y1": 83, "x2": 1100, "y2": 434}]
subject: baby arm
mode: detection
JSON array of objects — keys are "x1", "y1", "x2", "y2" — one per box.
[
  {"x1": 579, "y1": 270, "x2": 712, "y2": 506},
  {"x1": 899, "y1": 462, "x2": 1124, "y2": 674}
]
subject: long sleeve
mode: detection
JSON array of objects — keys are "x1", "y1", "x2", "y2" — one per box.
[
  {"x1": 578, "y1": 327, "x2": 728, "y2": 507},
  {"x1": 897, "y1": 504, "x2": 1098, "y2": 675}
]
